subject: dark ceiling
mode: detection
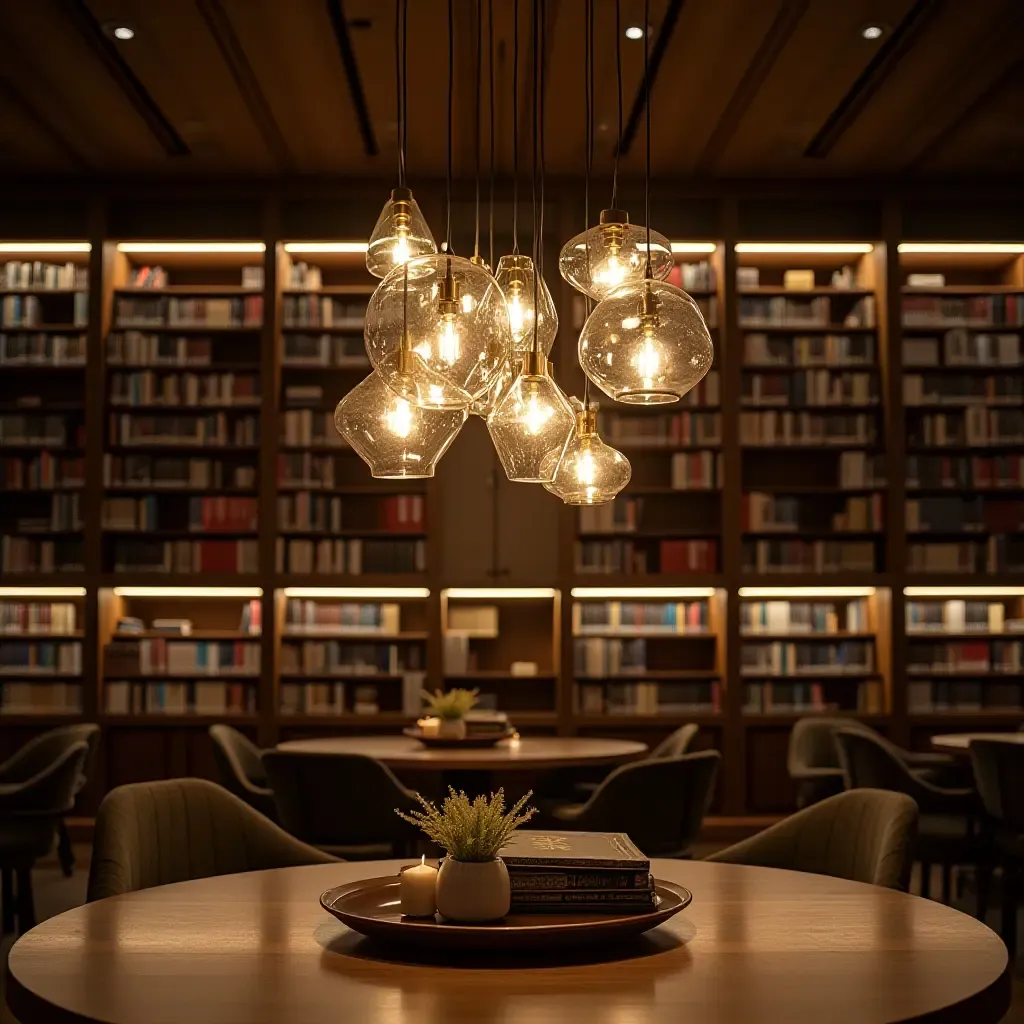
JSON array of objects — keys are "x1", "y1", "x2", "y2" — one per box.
[{"x1": 1, "y1": 0, "x2": 1022, "y2": 181}]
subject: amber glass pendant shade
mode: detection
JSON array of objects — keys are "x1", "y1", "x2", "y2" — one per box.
[
  {"x1": 365, "y1": 254, "x2": 512, "y2": 411},
  {"x1": 579, "y1": 278, "x2": 713, "y2": 405},
  {"x1": 487, "y1": 354, "x2": 575, "y2": 483},
  {"x1": 334, "y1": 372, "x2": 466, "y2": 478},
  {"x1": 559, "y1": 210, "x2": 674, "y2": 301},
  {"x1": 366, "y1": 188, "x2": 437, "y2": 279},
  {"x1": 542, "y1": 401, "x2": 631, "y2": 504},
  {"x1": 494, "y1": 254, "x2": 558, "y2": 355}
]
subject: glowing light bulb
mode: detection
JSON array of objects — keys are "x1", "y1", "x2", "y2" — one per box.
[
  {"x1": 594, "y1": 252, "x2": 627, "y2": 290},
  {"x1": 392, "y1": 232, "x2": 411, "y2": 266},
  {"x1": 366, "y1": 188, "x2": 436, "y2": 278},
  {"x1": 522, "y1": 387, "x2": 554, "y2": 435},
  {"x1": 575, "y1": 448, "x2": 597, "y2": 486},
  {"x1": 494, "y1": 254, "x2": 557, "y2": 355},
  {"x1": 438, "y1": 316, "x2": 460, "y2": 365},
  {"x1": 385, "y1": 396, "x2": 413, "y2": 438},
  {"x1": 635, "y1": 334, "x2": 662, "y2": 389},
  {"x1": 542, "y1": 401, "x2": 632, "y2": 505},
  {"x1": 507, "y1": 288, "x2": 531, "y2": 342}
]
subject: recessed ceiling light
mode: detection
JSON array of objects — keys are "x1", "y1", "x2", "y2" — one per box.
[
  {"x1": 625, "y1": 25, "x2": 644, "y2": 40},
  {"x1": 861, "y1": 24, "x2": 884, "y2": 40},
  {"x1": 108, "y1": 24, "x2": 135, "y2": 40}
]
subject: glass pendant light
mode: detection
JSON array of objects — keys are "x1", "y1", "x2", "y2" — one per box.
[
  {"x1": 488, "y1": 352, "x2": 575, "y2": 483},
  {"x1": 366, "y1": 188, "x2": 436, "y2": 279},
  {"x1": 470, "y1": 353, "x2": 515, "y2": 417},
  {"x1": 542, "y1": 399, "x2": 630, "y2": 504},
  {"x1": 494, "y1": 254, "x2": 557, "y2": 354},
  {"x1": 334, "y1": 371, "x2": 466, "y2": 478}
]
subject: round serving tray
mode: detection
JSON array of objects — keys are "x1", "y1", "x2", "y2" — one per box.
[
  {"x1": 320, "y1": 875, "x2": 692, "y2": 950},
  {"x1": 401, "y1": 727, "x2": 515, "y2": 748}
]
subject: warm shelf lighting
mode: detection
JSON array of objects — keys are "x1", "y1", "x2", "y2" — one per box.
[
  {"x1": 281, "y1": 587, "x2": 430, "y2": 599},
  {"x1": 903, "y1": 586, "x2": 1024, "y2": 598},
  {"x1": 735, "y1": 243, "x2": 874, "y2": 254},
  {"x1": 116, "y1": 242, "x2": 266, "y2": 254},
  {"x1": 283, "y1": 242, "x2": 369, "y2": 254},
  {"x1": 571, "y1": 586, "x2": 716, "y2": 599},
  {"x1": 443, "y1": 588, "x2": 558, "y2": 599},
  {"x1": 0, "y1": 587, "x2": 87, "y2": 597},
  {"x1": 897, "y1": 243, "x2": 1024, "y2": 254},
  {"x1": 0, "y1": 243, "x2": 91, "y2": 253},
  {"x1": 738, "y1": 586, "x2": 877, "y2": 598},
  {"x1": 670, "y1": 242, "x2": 718, "y2": 254},
  {"x1": 111, "y1": 587, "x2": 263, "y2": 598}
]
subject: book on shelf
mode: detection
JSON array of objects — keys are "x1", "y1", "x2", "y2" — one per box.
[
  {"x1": 576, "y1": 680, "x2": 719, "y2": 715},
  {"x1": 284, "y1": 599, "x2": 403, "y2": 635},
  {"x1": 740, "y1": 411, "x2": 876, "y2": 446},
  {"x1": 908, "y1": 680, "x2": 1024, "y2": 713},
  {"x1": 8, "y1": 493, "x2": 81, "y2": 532},
  {"x1": 743, "y1": 333, "x2": 875, "y2": 367},
  {"x1": 112, "y1": 538, "x2": 259, "y2": 574},
  {"x1": 241, "y1": 266, "x2": 264, "y2": 290},
  {"x1": 903, "y1": 373, "x2": 1023, "y2": 407},
  {"x1": 277, "y1": 494, "x2": 425, "y2": 533},
  {"x1": 102, "y1": 496, "x2": 259, "y2": 532},
  {"x1": 909, "y1": 409, "x2": 1024, "y2": 447},
  {"x1": 104, "y1": 455, "x2": 257, "y2": 491},
  {"x1": 105, "y1": 638, "x2": 260, "y2": 676},
  {"x1": 574, "y1": 637, "x2": 648, "y2": 677},
  {"x1": 109, "y1": 371, "x2": 260, "y2": 407},
  {"x1": 906, "y1": 273, "x2": 946, "y2": 288},
  {"x1": 0, "y1": 537, "x2": 84, "y2": 574},
  {"x1": 0, "y1": 682, "x2": 82, "y2": 715},
  {"x1": 280, "y1": 409, "x2": 348, "y2": 447},
  {"x1": 908, "y1": 537, "x2": 1024, "y2": 574},
  {"x1": 578, "y1": 498, "x2": 642, "y2": 535},
  {"x1": 744, "y1": 680, "x2": 884, "y2": 714},
  {"x1": 671, "y1": 451, "x2": 722, "y2": 490},
  {"x1": 667, "y1": 261, "x2": 716, "y2": 292},
  {"x1": 741, "y1": 370, "x2": 877, "y2": 406},
  {"x1": 606, "y1": 409, "x2": 720, "y2": 447},
  {"x1": 105, "y1": 680, "x2": 255, "y2": 715},
  {"x1": 905, "y1": 599, "x2": 1015, "y2": 634},
  {"x1": 902, "y1": 295, "x2": 1024, "y2": 328},
  {"x1": 0, "y1": 414, "x2": 79, "y2": 446},
  {"x1": 741, "y1": 599, "x2": 868, "y2": 635},
  {"x1": 276, "y1": 537, "x2": 426, "y2": 574},
  {"x1": 2, "y1": 260, "x2": 88, "y2": 291},
  {"x1": 283, "y1": 385, "x2": 323, "y2": 407},
  {"x1": 352, "y1": 683, "x2": 380, "y2": 714},
  {"x1": 285, "y1": 261, "x2": 323, "y2": 291},
  {"x1": 739, "y1": 295, "x2": 875, "y2": 328},
  {"x1": 573, "y1": 600, "x2": 708, "y2": 635},
  {"x1": 280, "y1": 640, "x2": 423, "y2": 675},
  {"x1": 282, "y1": 296, "x2": 364, "y2": 329},
  {"x1": 0, "y1": 332, "x2": 86, "y2": 365},
  {"x1": 279, "y1": 681, "x2": 345, "y2": 716},
  {"x1": 447, "y1": 604, "x2": 499, "y2": 636},
  {"x1": 743, "y1": 539, "x2": 876, "y2": 573},
  {"x1": 906, "y1": 454, "x2": 1024, "y2": 490},
  {"x1": 740, "y1": 640, "x2": 874, "y2": 676},
  {"x1": 276, "y1": 452, "x2": 343, "y2": 488},
  {"x1": 2, "y1": 294, "x2": 87, "y2": 328},
  {"x1": 109, "y1": 412, "x2": 259, "y2": 447},
  {"x1": 151, "y1": 618, "x2": 192, "y2": 635},
  {"x1": 125, "y1": 266, "x2": 168, "y2": 289},
  {"x1": 907, "y1": 640, "x2": 1023, "y2": 674},
  {"x1": 107, "y1": 332, "x2": 215, "y2": 366},
  {"x1": 0, "y1": 601, "x2": 77, "y2": 635},
  {"x1": 115, "y1": 295, "x2": 263, "y2": 328},
  {"x1": 742, "y1": 493, "x2": 883, "y2": 532},
  {"x1": 574, "y1": 538, "x2": 717, "y2": 575},
  {"x1": 282, "y1": 333, "x2": 367, "y2": 367},
  {"x1": 0, "y1": 640, "x2": 82, "y2": 674},
  {"x1": 905, "y1": 496, "x2": 1024, "y2": 534}
]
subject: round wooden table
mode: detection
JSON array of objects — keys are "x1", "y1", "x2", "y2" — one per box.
[
  {"x1": 7, "y1": 861, "x2": 1009, "y2": 1024},
  {"x1": 931, "y1": 732, "x2": 1024, "y2": 755}
]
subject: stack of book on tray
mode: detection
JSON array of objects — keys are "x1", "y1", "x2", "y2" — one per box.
[{"x1": 498, "y1": 831, "x2": 654, "y2": 913}]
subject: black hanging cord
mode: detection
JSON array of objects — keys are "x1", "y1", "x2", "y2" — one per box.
[
  {"x1": 488, "y1": 0, "x2": 495, "y2": 270},
  {"x1": 512, "y1": 0, "x2": 520, "y2": 254},
  {"x1": 583, "y1": 0, "x2": 593, "y2": 407},
  {"x1": 531, "y1": 0, "x2": 539, "y2": 356},
  {"x1": 644, "y1": 0, "x2": 652, "y2": 277},
  {"x1": 445, "y1": 0, "x2": 454, "y2": 251},
  {"x1": 539, "y1": 0, "x2": 546, "y2": 284},
  {"x1": 611, "y1": 0, "x2": 622, "y2": 210},
  {"x1": 395, "y1": 0, "x2": 403, "y2": 186},
  {"x1": 474, "y1": 0, "x2": 482, "y2": 260}
]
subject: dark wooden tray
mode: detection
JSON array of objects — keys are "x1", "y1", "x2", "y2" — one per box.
[
  {"x1": 320, "y1": 875, "x2": 692, "y2": 950},
  {"x1": 402, "y1": 726, "x2": 514, "y2": 748}
]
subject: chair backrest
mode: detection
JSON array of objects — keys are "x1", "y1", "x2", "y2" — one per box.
[
  {"x1": 787, "y1": 716, "x2": 880, "y2": 776},
  {"x1": 87, "y1": 778, "x2": 336, "y2": 903},
  {"x1": 0, "y1": 741, "x2": 90, "y2": 817},
  {"x1": 261, "y1": 751, "x2": 419, "y2": 847},
  {"x1": 209, "y1": 724, "x2": 271, "y2": 798},
  {"x1": 970, "y1": 739, "x2": 1024, "y2": 830},
  {"x1": 833, "y1": 728, "x2": 923, "y2": 796},
  {"x1": 651, "y1": 723, "x2": 700, "y2": 760},
  {"x1": 0, "y1": 724, "x2": 100, "y2": 790},
  {"x1": 707, "y1": 789, "x2": 917, "y2": 889},
  {"x1": 569, "y1": 750, "x2": 720, "y2": 858}
]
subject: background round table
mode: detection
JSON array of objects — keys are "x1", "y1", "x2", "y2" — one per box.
[
  {"x1": 931, "y1": 732, "x2": 1024, "y2": 755},
  {"x1": 7, "y1": 860, "x2": 1009, "y2": 1024}
]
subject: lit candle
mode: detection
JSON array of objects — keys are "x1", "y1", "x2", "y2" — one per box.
[
  {"x1": 417, "y1": 716, "x2": 441, "y2": 737},
  {"x1": 400, "y1": 855, "x2": 438, "y2": 917}
]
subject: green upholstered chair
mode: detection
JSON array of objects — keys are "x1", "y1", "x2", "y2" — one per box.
[
  {"x1": 1, "y1": 740, "x2": 90, "y2": 933},
  {"x1": 543, "y1": 750, "x2": 720, "y2": 858},
  {"x1": 262, "y1": 751, "x2": 420, "y2": 860},
  {"x1": 209, "y1": 724, "x2": 277, "y2": 821},
  {"x1": 707, "y1": 788, "x2": 917, "y2": 889},
  {"x1": 86, "y1": 778, "x2": 338, "y2": 903}
]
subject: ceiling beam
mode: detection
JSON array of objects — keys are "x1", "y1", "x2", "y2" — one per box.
[
  {"x1": 325, "y1": 0, "x2": 378, "y2": 158},
  {"x1": 0, "y1": 73, "x2": 93, "y2": 170}
]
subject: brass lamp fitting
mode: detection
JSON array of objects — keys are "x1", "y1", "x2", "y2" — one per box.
[
  {"x1": 638, "y1": 282, "x2": 661, "y2": 332},
  {"x1": 598, "y1": 209, "x2": 629, "y2": 252},
  {"x1": 437, "y1": 261, "x2": 461, "y2": 318},
  {"x1": 390, "y1": 187, "x2": 413, "y2": 231}
]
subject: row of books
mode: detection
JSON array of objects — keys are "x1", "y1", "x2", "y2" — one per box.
[
  {"x1": 115, "y1": 296, "x2": 263, "y2": 328},
  {"x1": 742, "y1": 493, "x2": 883, "y2": 532},
  {"x1": 122, "y1": 266, "x2": 263, "y2": 289},
  {"x1": 605, "y1": 412, "x2": 720, "y2": 447},
  {"x1": 743, "y1": 681, "x2": 885, "y2": 714},
  {"x1": 905, "y1": 497, "x2": 1024, "y2": 534},
  {"x1": 905, "y1": 600, "x2": 1018, "y2": 634},
  {"x1": 740, "y1": 411, "x2": 876, "y2": 446},
  {"x1": 284, "y1": 599, "x2": 404, "y2": 634},
  {"x1": 743, "y1": 333, "x2": 875, "y2": 367},
  {"x1": 282, "y1": 333, "x2": 366, "y2": 367},
  {"x1": 903, "y1": 331, "x2": 1021, "y2": 367},
  {"x1": 277, "y1": 494, "x2": 425, "y2": 533},
  {"x1": 0, "y1": 642, "x2": 82, "y2": 674},
  {"x1": 0, "y1": 601, "x2": 78, "y2": 635},
  {"x1": 105, "y1": 639, "x2": 260, "y2": 676},
  {"x1": 280, "y1": 641, "x2": 424, "y2": 675},
  {"x1": 281, "y1": 410, "x2": 347, "y2": 447},
  {"x1": 112, "y1": 539, "x2": 259, "y2": 574},
  {"x1": 0, "y1": 415, "x2": 82, "y2": 446},
  {"x1": 284, "y1": 262, "x2": 323, "y2": 291},
  {"x1": 741, "y1": 599, "x2": 870, "y2": 635},
  {"x1": 2, "y1": 260, "x2": 87, "y2": 290},
  {"x1": 282, "y1": 296, "x2": 364, "y2": 328},
  {"x1": 0, "y1": 333, "x2": 86, "y2": 365},
  {"x1": 739, "y1": 295, "x2": 875, "y2": 328},
  {"x1": 111, "y1": 603, "x2": 261, "y2": 637},
  {"x1": 105, "y1": 680, "x2": 256, "y2": 715},
  {"x1": 575, "y1": 539, "x2": 718, "y2": 575},
  {"x1": 909, "y1": 409, "x2": 1024, "y2": 447},
  {"x1": 10, "y1": 493, "x2": 81, "y2": 532},
  {"x1": 907, "y1": 641, "x2": 1023, "y2": 674},
  {"x1": 737, "y1": 266, "x2": 861, "y2": 290},
  {"x1": 279, "y1": 675, "x2": 424, "y2": 716},
  {"x1": 742, "y1": 539, "x2": 877, "y2": 573},
  {"x1": 740, "y1": 641, "x2": 874, "y2": 676},
  {"x1": 101, "y1": 496, "x2": 259, "y2": 533},
  {"x1": 572, "y1": 600, "x2": 709, "y2": 635},
  {"x1": 902, "y1": 296, "x2": 1024, "y2": 328},
  {"x1": 908, "y1": 537, "x2": 1024, "y2": 573},
  {"x1": 577, "y1": 499, "x2": 643, "y2": 535},
  {"x1": 741, "y1": 371, "x2": 878, "y2": 406},
  {"x1": 907, "y1": 681, "x2": 1024, "y2": 712},
  {"x1": 0, "y1": 682, "x2": 82, "y2": 715},
  {"x1": 109, "y1": 413, "x2": 259, "y2": 446},
  {"x1": 669, "y1": 451, "x2": 722, "y2": 490},
  {"x1": 903, "y1": 374, "x2": 1024, "y2": 406},
  {"x1": 0, "y1": 537, "x2": 83, "y2": 574},
  {"x1": 573, "y1": 638, "x2": 653, "y2": 677},
  {"x1": 576, "y1": 681, "x2": 719, "y2": 715},
  {"x1": 104, "y1": 455, "x2": 257, "y2": 490},
  {"x1": 276, "y1": 537, "x2": 426, "y2": 575},
  {"x1": 109, "y1": 372, "x2": 260, "y2": 407},
  {"x1": 276, "y1": 452, "x2": 345, "y2": 489},
  {"x1": 670, "y1": 261, "x2": 716, "y2": 291},
  {"x1": 2, "y1": 294, "x2": 88, "y2": 328},
  {"x1": 907, "y1": 455, "x2": 1024, "y2": 490},
  {"x1": 108, "y1": 333, "x2": 219, "y2": 366}
]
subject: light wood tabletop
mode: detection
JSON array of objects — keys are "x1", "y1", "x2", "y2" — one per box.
[
  {"x1": 6, "y1": 860, "x2": 1010, "y2": 1024},
  {"x1": 931, "y1": 732, "x2": 1024, "y2": 754},
  {"x1": 275, "y1": 734, "x2": 648, "y2": 770}
]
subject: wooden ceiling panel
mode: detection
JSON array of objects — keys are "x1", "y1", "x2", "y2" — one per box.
[{"x1": 0, "y1": 87, "x2": 76, "y2": 172}]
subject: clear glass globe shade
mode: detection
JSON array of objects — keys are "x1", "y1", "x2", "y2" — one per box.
[
  {"x1": 487, "y1": 358, "x2": 575, "y2": 483},
  {"x1": 365, "y1": 254, "x2": 512, "y2": 411},
  {"x1": 559, "y1": 212, "x2": 673, "y2": 301},
  {"x1": 494, "y1": 254, "x2": 558, "y2": 355},
  {"x1": 366, "y1": 188, "x2": 437, "y2": 279},
  {"x1": 334, "y1": 371, "x2": 466, "y2": 478},
  {"x1": 542, "y1": 404, "x2": 631, "y2": 505},
  {"x1": 469, "y1": 355, "x2": 515, "y2": 418},
  {"x1": 579, "y1": 279, "x2": 713, "y2": 405}
]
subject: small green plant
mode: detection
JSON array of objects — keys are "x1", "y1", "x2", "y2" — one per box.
[
  {"x1": 421, "y1": 687, "x2": 479, "y2": 720},
  {"x1": 396, "y1": 787, "x2": 537, "y2": 862}
]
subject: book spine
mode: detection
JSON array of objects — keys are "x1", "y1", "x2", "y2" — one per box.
[{"x1": 508, "y1": 871, "x2": 652, "y2": 891}]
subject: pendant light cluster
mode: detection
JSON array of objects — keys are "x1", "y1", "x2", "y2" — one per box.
[{"x1": 336, "y1": 0, "x2": 712, "y2": 502}]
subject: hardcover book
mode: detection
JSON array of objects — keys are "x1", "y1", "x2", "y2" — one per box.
[
  {"x1": 498, "y1": 831, "x2": 649, "y2": 870},
  {"x1": 509, "y1": 870, "x2": 653, "y2": 891}
]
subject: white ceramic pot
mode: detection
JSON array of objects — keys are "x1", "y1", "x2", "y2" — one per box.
[
  {"x1": 435, "y1": 857, "x2": 510, "y2": 922},
  {"x1": 437, "y1": 717, "x2": 467, "y2": 740}
]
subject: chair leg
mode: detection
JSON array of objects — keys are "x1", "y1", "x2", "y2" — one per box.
[
  {"x1": 57, "y1": 818, "x2": 75, "y2": 877},
  {"x1": 15, "y1": 866, "x2": 35, "y2": 934},
  {"x1": 1, "y1": 868, "x2": 14, "y2": 934},
  {"x1": 920, "y1": 861, "x2": 931, "y2": 900},
  {"x1": 941, "y1": 864, "x2": 952, "y2": 905},
  {"x1": 1001, "y1": 866, "x2": 1018, "y2": 959}
]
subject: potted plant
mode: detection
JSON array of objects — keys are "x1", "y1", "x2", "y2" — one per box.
[
  {"x1": 421, "y1": 687, "x2": 479, "y2": 739},
  {"x1": 396, "y1": 787, "x2": 536, "y2": 922}
]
